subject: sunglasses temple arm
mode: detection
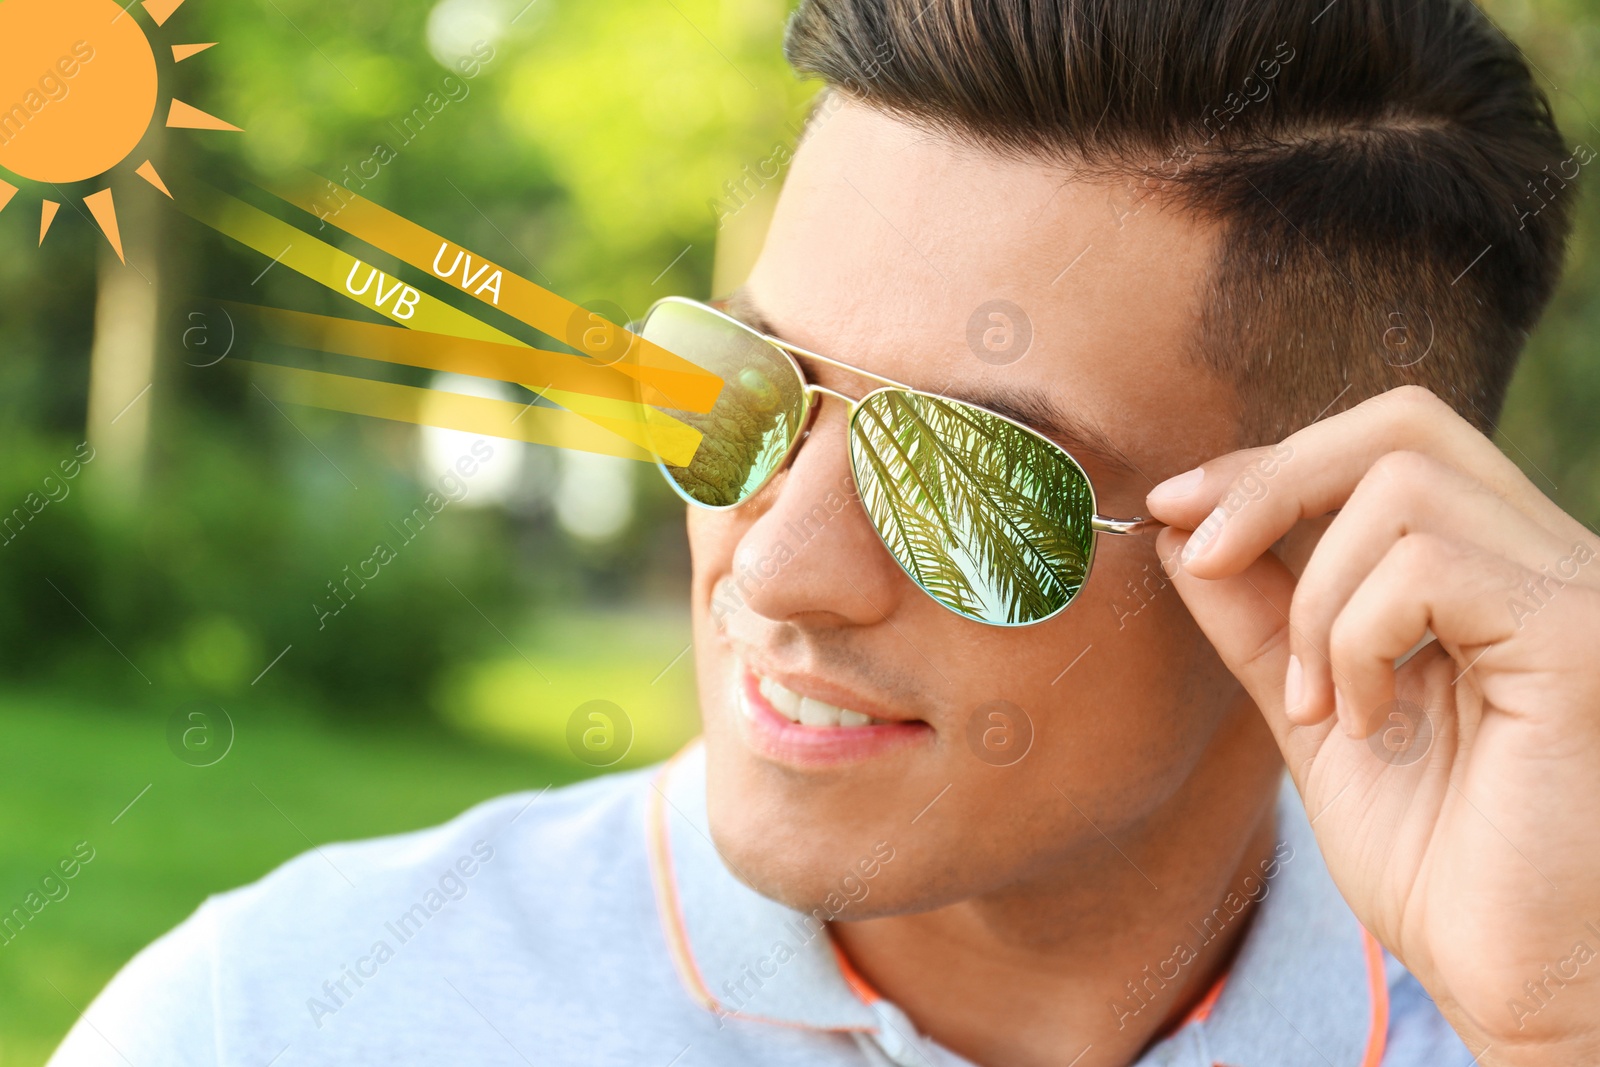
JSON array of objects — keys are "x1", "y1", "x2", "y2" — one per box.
[{"x1": 1092, "y1": 515, "x2": 1162, "y2": 535}]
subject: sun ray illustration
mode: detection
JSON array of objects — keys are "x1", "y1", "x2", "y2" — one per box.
[
  {"x1": 141, "y1": 0, "x2": 190, "y2": 27},
  {"x1": 171, "y1": 43, "x2": 217, "y2": 62},
  {"x1": 84, "y1": 188, "x2": 125, "y2": 263},
  {"x1": 39, "y1": 201, "x2": 60, "y2": 245},
  {"x1": 167, "y1": 99, "x2": 243, "y2": 132},
  {"x1": 0, "y1": 0, "x2": 240, "y2": 259},
  {"x1": 135, "y1": 160, "x2": 173, "y2": 199}
]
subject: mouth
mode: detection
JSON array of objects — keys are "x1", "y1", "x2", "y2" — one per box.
[{"x1": 733, "y1": 658, "x2": 932, "y2": 767}]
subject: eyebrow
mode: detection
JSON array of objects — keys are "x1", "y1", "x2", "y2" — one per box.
[{"x1": 722, "y1": 287, "x2": 1142, "y2": 477}]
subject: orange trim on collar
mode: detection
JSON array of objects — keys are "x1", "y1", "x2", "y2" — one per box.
[
  {"x1": 1199, "y1": 931, "x2": 1387, "y2": 1065},
  {"x1": 644, "y1": 744, "x2": 876, "y2": 1034},
  {"x1": 646, "y1": 749, "x2": 721, "y2": 1014},
  {"x1": 829, "y1": 938, "x2": 883, "y2": 1006},
  {"x1": 1359, "y1": 929, "x2": 1390, "y2": 1067},
  {"x1": 646, "y1": 749, "x2": 1392, "y2": 1065},
  {"x1": 1181, "y1": 973, "x2": 1228, "y2": 1027}
]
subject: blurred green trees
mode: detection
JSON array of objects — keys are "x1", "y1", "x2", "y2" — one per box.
[
  {"x1": 0, "y1": 0, "x2": 1595, "y2": 722},
  {"x1": 0, "y1": 0, "x2": 811, "y2": 718},
  {"x1": 1491, "y1": 0, "x2": 1600, "y2": 513}
]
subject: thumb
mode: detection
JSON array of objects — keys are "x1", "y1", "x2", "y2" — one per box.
[{"x1": 1157, "y1": 527, "x2": 1330, "y2": 774}]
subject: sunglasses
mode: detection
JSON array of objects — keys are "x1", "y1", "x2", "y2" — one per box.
[{"x1": 638, "y1": 297, "x2": 1153, "y2": 626}]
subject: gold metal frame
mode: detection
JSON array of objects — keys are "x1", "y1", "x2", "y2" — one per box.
[{"x1": 643, "y1": 296, "x2": 1156, "y2": 624}]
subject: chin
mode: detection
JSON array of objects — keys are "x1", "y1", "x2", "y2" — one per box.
[
  {"x1": 701, "y1": 724, "x2": 1060, "y2": 923},
  {"x1": 692, "y1": 631, "x2": 945, "y2": 917},
  {"x1": 702, "y1": 731, "x2": 910, "y2": 914}
]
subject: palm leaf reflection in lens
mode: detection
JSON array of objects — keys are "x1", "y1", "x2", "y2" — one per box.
[
  {"x1": 643, "y1": 302, "x2": 807, "y2": 507},
  {"x1": 850, "y1": 392, "x2": 1096, "y2": 624}
]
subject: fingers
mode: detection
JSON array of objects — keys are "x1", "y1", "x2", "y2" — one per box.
[
  {"x1": 1326, "y1": 534, "x2": 1542, "y2": 737},
  {"x1": 1156, "y1": 526, "x2": 1332, "y2": 780},
  {"x1": 1285, "y1": 450, "x2": 1579, "y2": 723},
  {"x1": 1145, "y1": 383, "x2": 1600, "y2": 774},
  {"x1": 1163, "y1": 516, "x2": 1596, "y2": 780},
  {"x1": 1145, "y1": 386, "x2": 1581, "y2": 578}
]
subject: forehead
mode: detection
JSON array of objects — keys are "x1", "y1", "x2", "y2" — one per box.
[{"x1": 741, "y1": 101, "x2": 1240, "y2": 475}]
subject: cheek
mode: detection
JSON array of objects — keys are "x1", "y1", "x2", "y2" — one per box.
[
  {"x1": 687, "y1": 507, "x2": 748, "y2": 733},
  {"x1": 977, "y1": 549, "x2": 1236, "y2": 814},
  {"x1": 685, "y1": 507, "x2": 734, "y2": 592}
]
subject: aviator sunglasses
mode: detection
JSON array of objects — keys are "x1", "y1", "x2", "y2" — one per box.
[{"x1": 638, "y1": 296, "x2": 1153, "y2": 626}]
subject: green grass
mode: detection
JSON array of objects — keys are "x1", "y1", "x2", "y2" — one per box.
[
  {"x1": 0, "y1": 689, "x2": 591, "y2": 1067},
  {"x1": 436, "y1": 607, "x2": 701, "y2": 766}
]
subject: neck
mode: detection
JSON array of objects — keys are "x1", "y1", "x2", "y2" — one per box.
[{"x1": 830, "y1": 714, "x2": 1284, "y2": 1067}]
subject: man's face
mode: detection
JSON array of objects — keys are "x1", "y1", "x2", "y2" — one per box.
[{"x1": 689, "y1": 101, "x2": 1271, "y2": 916}]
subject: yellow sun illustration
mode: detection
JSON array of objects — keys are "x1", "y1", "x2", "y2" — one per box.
[{"x1": 0, "y1": 0, "x2": 238, "y2": 262}]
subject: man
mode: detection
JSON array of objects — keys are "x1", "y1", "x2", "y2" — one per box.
[{"x1": 50, "y1": 0, "x2": 1600, "y2": 1065}]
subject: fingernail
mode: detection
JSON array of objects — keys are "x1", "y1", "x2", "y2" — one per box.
[
  {"x1": 1284, "y1": 655, "x2": 1303, "y2": 715},
  {"x1": 1180, "y1": 507, "x2": 1226, "y2": 565},
  {"x1": 1149, "y1": 467, "x2": 1204, "y2": 503}
]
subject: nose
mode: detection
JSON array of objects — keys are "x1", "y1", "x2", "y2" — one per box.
[{"x1": 719, "y1": 398, "x2": 910, "y2": 628}]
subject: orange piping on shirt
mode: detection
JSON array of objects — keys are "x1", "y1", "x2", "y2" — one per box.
[
  {"x1": 646, "y1": 744, "x2": 721, "y2": 1014},
  {"x1": 1182, "y1": 974, "x2": 1228, "y2": 1026},
  {"x1": 830, "y1": 938, "x2": 883, "y2": 1005},
  {"x1": 1360, "y1": 928, "x2": 1390, "y2": 1067},
  {"x1": 644, "y1": 741, "x2": 876, "y2": 1034}
]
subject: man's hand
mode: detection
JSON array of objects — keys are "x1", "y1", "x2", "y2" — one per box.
[{"x1": 1144, "y1": 385, "x2": 1600, "y2": 1067}]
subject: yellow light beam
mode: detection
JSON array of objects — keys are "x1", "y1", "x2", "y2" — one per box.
[
  {"x1": 230, "y1": 303, "x2": 689, "y2": 410},
  {"x1": 142, "y1": 0, "x2": 189, "y2": 27},
  {"x1": 168, "y1": 99, "x2": 242, "y2": 132},
  {"x1": 172, "y1": 43, "x2": 217, "y2": 62},
  {"x1": 0, "y1": 179, "x2": 15, "y2": 216},
  {"x1": 245, "y1": 363, "x2": 662, "y2": 464},
  {"x1": 257, "y1": 172, "x2": 722, "y2": 413},
  {"x1": 185, "y1": 185, "x2": 482, "y2": 336},
  {"x1": 84, "y1": 189, "x2": 125, "y2": 263},
  {"x1": 180, "y1": 185, "x2": 702, "y2": 462}
]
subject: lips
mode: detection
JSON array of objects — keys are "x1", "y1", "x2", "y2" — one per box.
[{"x1": 733, "y1": 659, "x2": 931, "y2": 767}]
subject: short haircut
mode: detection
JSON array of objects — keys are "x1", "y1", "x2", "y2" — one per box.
[{"x1": 785, "y1": 0, "x2": 1576, "y2": 443}]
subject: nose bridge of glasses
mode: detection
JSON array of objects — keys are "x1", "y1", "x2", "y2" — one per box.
[{"x1": 805, "y1": 382, "x2": 860, "y2": 409}]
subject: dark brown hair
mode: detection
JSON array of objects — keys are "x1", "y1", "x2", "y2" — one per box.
[{"x1": 785, "y1": 0, "x2": 1577, "y2": 441}]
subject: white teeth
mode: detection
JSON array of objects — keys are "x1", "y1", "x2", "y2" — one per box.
[
  {"x1": 758, "y1": 675, "x2": 801, "y2": 718},
  {"x1": 751, "y1": 669, "x2": 883, "y2": 727},
  {"x1": 798, "y1": 698, "x2": 839, "y2": 727}
]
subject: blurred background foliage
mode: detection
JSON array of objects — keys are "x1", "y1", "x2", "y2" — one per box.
[
  {"x1": 0, "y1": 0, "x2": 811, "y2": 727},
  {"x1": 1494, "y1": 0, "x2": 1600, "y2": 508},
  {"x1": 0, "y1": 0, "x2": 807, "y2": 1059},
  {"x1": 0, "y1": 0, "x2": 1597, "y2": 1061}
]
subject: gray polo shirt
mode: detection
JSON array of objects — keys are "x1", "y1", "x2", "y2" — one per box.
[{"x1": 48, "y1": 743, "x2": 1476, "y2": 1066}]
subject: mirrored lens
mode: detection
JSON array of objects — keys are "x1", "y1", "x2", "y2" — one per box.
[
  {"x1": 849, "y1": 391, "x2": 1097, "y2": 625},
  {"x1": 640, "y1": 300, "x2": 810, "y2": 507}
]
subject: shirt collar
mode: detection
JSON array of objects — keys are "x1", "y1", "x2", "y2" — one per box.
[
  {"x1": 647, "y1": 741, "x2": 880, "y2": 1032},
  {"x1": 646, "y1": 742, "x2": 1387, "y2": 1067}
]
